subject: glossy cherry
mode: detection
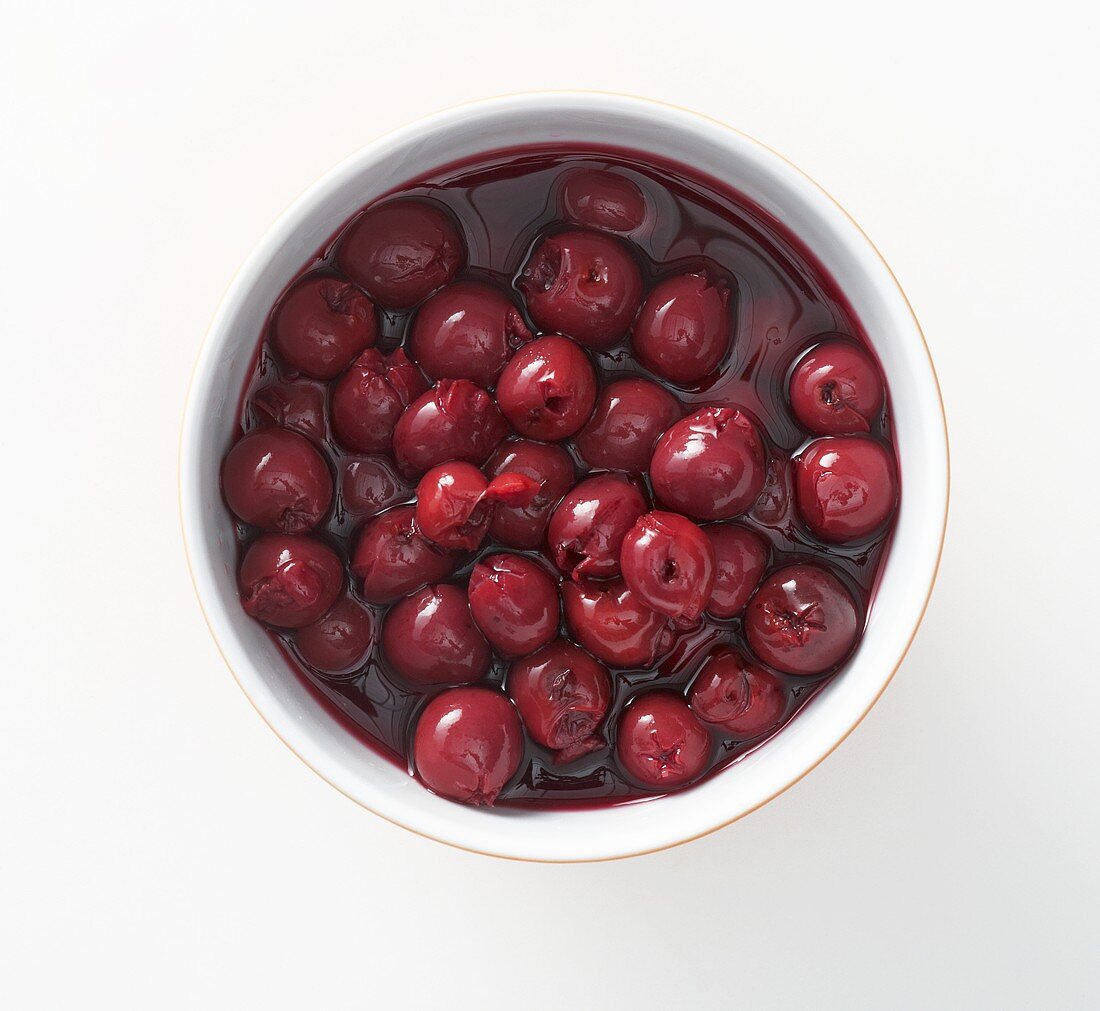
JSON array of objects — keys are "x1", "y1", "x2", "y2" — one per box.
[
  {"x1": 294, "y1": 595, "x2": 375, "y2": 675},
  {"x1": 338, "y1": 198, "x2": 464, "y2": 309},
  {"x1": 222, "y1": 428, "x2": 332, "y2": 533},
  {"x1": 382, "y1": 583, "x2": 490, "y2": 686},
  {"x1": 650, "y1": 406, "x2": 767, "y2": 520},
  {"x1": 689, "y1": 647, "x2": 787, "y2": 739},
  {"x1": 789, "y1": 338, "x2": 885, "y2": 435},
  {"x1": 340, "y1": 456, "x2": 408, "y2": 516},
  {"x1": 349, "y1": 505, "x2": 456, "y2": 604},
  {"x1": 620, "y1": 511, "x2": 716, "y2": 624},
  {"x1": 468, "y1": 554, "x2": 560, "y2": 657},
  {"x1": 561, "y1": 169, "x2": 647, "y2": 232},
  {"x1": 238, "y1": 534, "x2": 343, "y2": 629},
  {"x1": 331, "y1": 348, "x2": 428, "y2": 454},
  {"x1": 518, "y1": 230, "x2": 643, "y2": 348},
  {"x1": 744, "y1": 564, "x2": 859, "y2": 675},
  {"x1": 413, "y1": 688, "x2": 523, "y2": 805},
  {"x1": 485, "y1": 439, "x2": 576, "y2": 549},
  {"x1": 494, "y1": 334, "x2": 597, "y2": 440},
  {"x1": 249, "y1": 379, "x2": 326, "y2": 441},
  {"x1": 616, "y1": 693, "x2": 712, "y2": 789},
  {"x1": 574, "y1": 377, "x2": 682, "y2": 473},
  {"x1": 703, "y1": 524, "x2": 770, "y2": 618},
  {"x1": 414, "y1": 463, "x2": 539, "y2": 551},
  {"x1": 561, "y1": 577, "x2": 674, "y2": 668},
  {"x1": 794, "y1": 436, "x2": 899, "y2": 543},
  {"x1": 547, "y1": 473, "x2": 647, "y2": 580}
]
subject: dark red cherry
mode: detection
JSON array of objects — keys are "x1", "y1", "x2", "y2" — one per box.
[
  {"x1": 340, "y1": 456, "x2": 409, "y2": 516},
  {"x1": 249, "y1": 379, "x2": 326, "y2": 441},
  {"x1": 616, "y1": 693, "x2": 711, "y2": 789},
  {"x1": 561, "y1": 577, "x2": 674, "y2": 668},
  {"x1": 392, "y1": 379, "x2": 509, "y2": 476},
  {"x1": 547, "y1": 473, "x2": 647, "y2": 580},
  {"x1": 689, "y1": 647, "x2": 787, "y2": 739},
  {"x1": 507, "y1": 640, "x2": 611, "y2": 762},
  {"x1": 349, "y1": 505, "x2": 456, "y2": 604},
  {"x1": 574, "y1": 377, "x2": 681, "y2": 473},
  {"x1": 337, "y1": 198, "x2": 464, "y2": 309},
  {"x1": 703, "y1": 524, "x2": 770, "y2": 618},
  {"x1": 295, "y1": 595, "x2": 374, "y2": 675},
  {"x1": 331, "y1": 348, "x2": 428, "y2": 454},
  {"x1": 561, "y1": 169, "x2": 647, "y2": 232},
  {"x1": 485, "y1": 439, "x2": 576, "y2": 549},
  {"x1": 468, "y1": 554, "x2": 560, "y2": 658},
  {"x1": 794, "y1": 436, "x2": 899, "y2": 543},
  {"x1": 408, "y1": 280, "x2": 531, "y2": 386},
  {"x1": 518, "y1": 230, "x2": 643, "y2": 349},
  {"x1": 271, "y1": 274, "x2": 377, "y2": 380},
  {"x1": 222, "y1": 428, "x2": 332, "y2": 533},
  {"x1": 382, "y1": 583, "x2": 491, "y2": 686},
  {"x1": 744, "y1": 564, "x2": 859, "y2": 675},
  {"x1": 413, "y1": 687, "x2": 523, "y2": 806},
  {"x1": 238, "y1": 534, "x2": 343, "y2": 629},
  {"x1": 789, "y1": 338, "x2": 885, "y2": 435},
  {"x1": 494, "y1": 334, "x2": 597, "y2": 441},
  {"x1": 650, "y1": 406, "x2": 766, "y2": 520},
  {"x1": 414, "y1": 463, "x2": 539, "y2": 551},
  {"x1": 620, "y1": 511, "x2": 716, "y2": 624}
]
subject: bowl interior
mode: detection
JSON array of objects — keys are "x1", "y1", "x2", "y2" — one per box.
[{"x1": 181, "y1": 94, "x2": 946, "y2": 861}]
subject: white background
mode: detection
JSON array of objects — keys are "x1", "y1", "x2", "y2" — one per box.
[{"x1": 2, "y1": 2, "x2": 1098, "y2": 1008}]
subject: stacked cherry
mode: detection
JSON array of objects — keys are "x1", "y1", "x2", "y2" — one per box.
[{"x1": 222, "y1": 169, "x2": 898, "y2": 807}]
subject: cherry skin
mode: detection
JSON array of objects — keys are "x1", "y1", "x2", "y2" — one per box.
[
  {"x1": 467, "y1": 553, "x2": 560, "y2": 658},
  {"x1": 238, "y1": 534, "x2": 343, "y2": 629},
  {"x1": 408, "y1": 280, "x2": 531, "y2": 387},
  {"x1": 518, "y1": 230, "x2": 643, "y2": 349},
  {"x1": 616, "y1": 693, "x2": 712, "y2": 789},
  {"x1": 494, "y1": 334, "x2": 597, "y2": 441},
  {"x1": 222, "y1": 428, "x2": 332, "y2": 533},
  {"x1": 250, "y1": 379, "x2": 326, "y2": 441},
  {"x1": 547, "y1": 473, "x2": 647, "y2": 580},
  {"x1": 620, "y1": 511, "x2": 716, "y2": 624},
  {"x1": 349, "y1": 505, "x2": 456, "y2": 604},
  {"x1": 413, "y1": 687, "x2": 523, "y2": 806},
  {"x1": 689, "y1": 647, "x2": 787, "y2": 738},
  {"x1": 789, "y1": 338, "x2": 885, "y2": 435},
  {"x1": 561, "y1": 577, "x2": 674, "y2": 668},
  {"x1": 391, "y1": 379, "x2": 509, "y2": 476},
  {"x1": 632, "y1": 271, "x2": 731, "y2": 385},
  {"x1": 340, "y1": 456, "x2": 408, "y2": 517},
  {"x1": 294, "y1": 595, "x2": 375, "y2": 676},
  {"x1": 337, "y1": 198, "x2": 464, "y2": 309},
  {"x1": 794, "y1": 436, "x2": 899, "y2": 543},
  {"x1": 744, "y1": 564, "x2": 859, "y2": 675},
  {"x1": 574, "y1": 377, "x2": 682, "y2": 473},
  {"x1": 331, "y1": 348, "x2": 428, "y2": 454},
  {"x1": 703, "y1": 524, "x2": 770, "y2": 618},
  {"x1": 271, "y1": 274, "x2": 377, "y2": 380},
  {"x1": 507, "y1": 640, "x2": 611, "y2": 762},
  {"x1": 561, "y1": 169, "x2": 647, "y2": 232},
  {"x1": 414, "y1": 463, "x2": 539, "y2": 551},
  {"x1": 485, "y1": 439, "x2": 576, "y2": 549},
  {"x1": 650, "y1": 406, "x2": 767, "y2": 520}
]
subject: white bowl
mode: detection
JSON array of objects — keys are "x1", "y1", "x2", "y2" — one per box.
[{"x1": 180, "y1": 92, "x2": 948, "y2": 862}]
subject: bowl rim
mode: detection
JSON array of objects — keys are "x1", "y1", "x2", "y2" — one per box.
[{"x1": 179, "y1": 90, "x2": 949, "y2": 862}]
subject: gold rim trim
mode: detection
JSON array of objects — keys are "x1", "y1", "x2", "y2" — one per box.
[{"x1": 179, "y1": 90, "x2": 950, "y2": 863}]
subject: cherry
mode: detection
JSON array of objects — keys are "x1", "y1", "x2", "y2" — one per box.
[
  {"x1": 349, "y1": 505, "x2": 457, "y2": 604},
  {"x1": 391, "y1": 379, "x2": 509, "y2": 476},
  {"x1": 689, "y1": 647, "x2": 787, "y2": 738},
  {"x1": 485, "y1": 439, "x2": 576, "y2": 549},
  {"x1": 547, "y1": 473, "x2": 647, "y2": 580},
  {"x1": 789, "y1": 338, "x2": 885, "y2": 435},
  {"x1": 650, "y1": 406, "x2": 766, "y2": 520},
  {"x1": 794, "y1": 436, "x2": 899, "y2": 543},
  {"x1": 222, "y1": 428, "x2": 332, "y2": 533},
  {"x1": 294, "y1": 595, "x2": 375, "y2": 675},
  {"x1": 340, "y1": 456, "x2": 409, "y2": 517},
  {"x1": 507, "y1": 640, "x2": 611, "y2": 762},
  {"x1": 620, "y1": 511, "x2": 716, "y2": 624},
  {"x1": 337, "y1": 198, "x2": 464, "y2": 309},
  {"x1": 408, "y1": 280, "x2": 531, "y2": 386},
  {"x1": 331, "y1": 348, "x2": 428, "y2": 454},
  {"x1": 412, "y1": 687, "x2": 523, "y2": 806},
  {"x1": 561, "y1": 577, "x2": 674, "y2": 668},
  {"x1": 382, "y1": 583, "x2": 490, "y2": 686},
  {"x1": 632, "y1": 271, "x2": 731, "y2": 385},
  {"x1": 468, "y1": 554, "x2": 560, "y2": 658},
  {"x1": 561, "y1": 168, "x2": 647, "y2": 232},
  {"x1": 703, "y1": 524, "x2": 770, "y2": 618},
  {"x1": 271, "y1": 274, "x2": 377, "y2": 380},
  {"x1": 250, "y1": 379, "x2": 326, "y2": 441},
  {"x1": 574, "y1": 377, "x2": 682, "y2": 473},
  {"x1": 238, "y1": 534, "x2": 343, "y2": 629},
  {"x1": 616, "y1": 693, "x2": 711, "y2": 789},
  {"x1": 414, "y1": 463, "x2": 538, "y2": 551},
  {"x1": 744, "y1": 564, "x2": 859, "y2": 675},
  {"x1": 494, "y1": 334, "x2": 597, "y2": 440},
  {"x1": 518, "y1": 230, "x2": 643, "y2": 348}
]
